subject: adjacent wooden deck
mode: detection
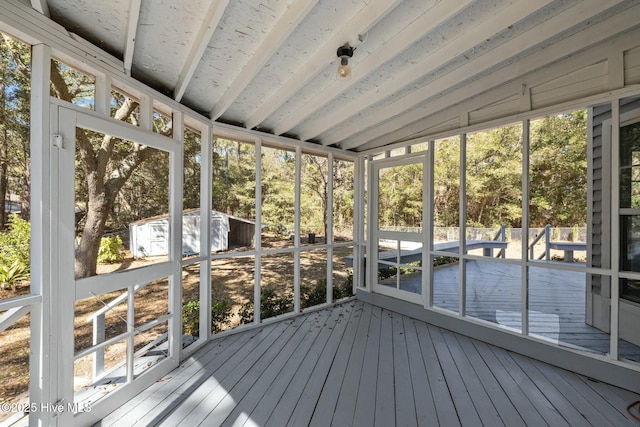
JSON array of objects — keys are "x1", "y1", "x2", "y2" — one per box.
[{"x1": 100, "y1": 300, "x2": 640, "y2": 426}]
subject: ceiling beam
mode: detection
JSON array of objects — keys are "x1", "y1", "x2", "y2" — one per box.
[
  {"x1": 173, "y1": 0, "x2": 229, "y2": 102},
  {"x1": 123, "y1": 0, "x2": 141, "y2": 76},
  {"x1": 30, "y1": 0, "x2": 49, "y2": 17},
  {"x1": 273, "y1": 0, "x2": 475, "y2": 138},
  {"x1": 243, "y1": 0, "x2": 403, "y2": 131},
  {"x1": 209, "y1": 0, "x2": 320, "y2": 120},
  {"x1": 347, "y1": 5, "x2": 640, "y2": 152},
  {"x1": 316, "y1": 0, "x2": 555, "y2": 146},
  {"x1": 335, "y1": 0, "x2": 620, "y2": 150}
]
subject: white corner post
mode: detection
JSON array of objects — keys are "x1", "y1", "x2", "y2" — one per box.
[
  {"x1": 254, "y1": 138, "x2": 263, "y2": 323},
  {"x1": 294, "y1": 146, "x2": 302, "y2": 313},
  {"x1": 200, "y1": 124, "x2": 212, "y2": 341},
  {"x1": 170, "y1": 111, "x2": 184, "y2": 361},
  {"x1": 29, "y1": 42, "x2": 52, "y2": 427}
]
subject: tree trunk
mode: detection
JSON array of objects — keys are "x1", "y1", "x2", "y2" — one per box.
[{"x1": 74, "y1": 196, "x2": 110, "y2": 278}]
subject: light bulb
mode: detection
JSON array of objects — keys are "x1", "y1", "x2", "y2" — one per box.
[{"x1": 338, "y1": 61, "x2": 351, "y2": 78}]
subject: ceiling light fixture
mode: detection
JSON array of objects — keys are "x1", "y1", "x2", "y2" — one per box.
[{"x1": 336, "y1": 44, "x2": 354, "y2": 78}]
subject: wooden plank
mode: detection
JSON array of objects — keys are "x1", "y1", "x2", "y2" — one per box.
[
  {"x1": 102, "y1": 330, "x2": 247, "y2": 425},
  {"x1": 454, "y1": 335, "x2": 525, "y2": 426},
  {"x1": 402, "y1": 317, "x2": 438, "y2": 426},
  {"x1": 249, "y1": 305, "x2": 346, "y2": 426},
  {"x1": 308, "y1": 302, "x2": 367, "y2": 426},
  {"x1": 213, "y1": 308, "x2": 333, "y2": 426},
  {"x1": 488, "y1": 345, "x2": 569, "y2": 426},
  {"x1": 428, "y1": 325, "x2": 482, "y2": 425},
  {"x1": 440, "y1": 330, "x2": 504, "y2": 426},
  {"x1": 471, "y1": 340, "x2": 547, "y2": 425},
  {"x1": 352, "y1": 305, "x2": 382, "y2": 426},
  {"x1": 547, "y1": 364, "x2": 637, "y2": 426},
  {"x1": 171, "y1": 315, "x2": 310, "y2": 426},
  {"x1": 285, "y1": 301, "x2": 358, "y2": 427},
  {"x1": 374, "y1": 309, "x2": 396, "y2": 427},
  {"x1": 151, "y1": 317, "x2": 303, "y2": 425},
  {"x1": 332, "y1": 303, "x2": 372, "y2": 424},
  {"x1": 391, "y1": 313, "x2": 417, "y2": 426},
  {"x1": 262, "y1": 304, "x2": 351, "y2": 426},
  {"x1": 414, "y1": 322, "x2": 460, "y2": 426},
  {"x1": 509, "y1": 351, "x2": 589, "y2": 426}
]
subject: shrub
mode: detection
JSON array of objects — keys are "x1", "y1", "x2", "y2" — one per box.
[
  {"x1": 182, "y1": 300, "x2": 232, "y2": 336},
  {"x1": 98, "y1": 236, "x2": 125, "y2": 264},
  {"x1": 239, "y1": 287, "x2": 293, "y2": 323},
  {"x1": 0, "y1": 215, "x2": 30, "y2": 271},
  {"x1": 0, "y1": 260, "x2": 29, "y2": 290}
]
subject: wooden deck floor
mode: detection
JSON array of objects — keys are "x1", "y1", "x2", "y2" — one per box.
[{"x1": 99, "y1": 300, "x2": 640, "y2": 426}]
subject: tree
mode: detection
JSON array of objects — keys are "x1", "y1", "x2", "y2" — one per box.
[
  {"x1": 0, "y1": 35, "x2": 31, "y2": 228},
  {"x1": 45, "y1": 59, "x2": 170, "y2": 278}
]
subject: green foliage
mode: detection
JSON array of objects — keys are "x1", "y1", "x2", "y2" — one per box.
[
  {"x1": 182, "y1": 300, "x2": 232, "y2": 336},
  {"x1": 97, "y1": 236, "x2": 125, "y2": 264},
  {"x1": 0, "y1": 215, "x2": 30, "y2": 277},
  {"x1": 0, "y1": 260, "x2": 29, "y2": 290},
  {"x1": 239, "y1": 287, "x2": 293, "y2": 323}
]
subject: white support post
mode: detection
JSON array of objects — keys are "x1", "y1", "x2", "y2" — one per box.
[
  {"x1": 294, "y1": 146, "x2": 301, "y2": 313},
  {"x1": 545, "y1": 224, "x2": 551, "y2": 261},
  {"x1": 365, "y1": 155, "x2": 373, "y2": 292},
  {"x1": 521, "y1": 120, "x2": 530, "y2": 336},
  {"x1": 425, "y1": 140, "x2": 435, "y2": 309},
  {"x1": 29, "y1": 43, "x2": 51, "y2": 427},
  {"x1": 611, "y1": 100, "x2": 620, "y2": 360},
  {"x1": 169, "y1": 111, "x2": 184, "y2": 361},
  {"x1": 459, "y1": 134, "x2": 467, "y2": 317},
  {"x1": 254, "y1": 138, "x2": 262, "y2": 323},
  {"x1": 353, "y1": 155, "x2": 365, "y2": 292},
  {"x1": 326, "y1": 153, "x2": 334, "y2": 304},
  {"x1": 200, "y1": 125, "x2": 212, "y2": 340}
]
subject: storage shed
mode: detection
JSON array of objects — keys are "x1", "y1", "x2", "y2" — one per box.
[{"x1": 129, "y1": 210, "x2": 254, "y2": 258}]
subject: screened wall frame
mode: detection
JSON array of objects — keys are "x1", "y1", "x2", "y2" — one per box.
[{"x1": 358, "y1": 94, "x2": 640, "y2": 371}]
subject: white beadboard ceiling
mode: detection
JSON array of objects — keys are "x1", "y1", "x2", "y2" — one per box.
[{"x1": 33, "y1": 0, "x2": 640, "y2": 151}]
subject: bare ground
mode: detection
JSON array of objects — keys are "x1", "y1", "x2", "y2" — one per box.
[{"x1": 0, "y1": 235, "x2": 353, "y2": 422}]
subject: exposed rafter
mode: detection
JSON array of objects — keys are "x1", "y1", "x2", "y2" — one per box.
[
  {"x1": 314, "y1": 0, "x2": 555, "y2": 146},
  {"x1": 30, "y1": 0, "x2": 49, "y2": 17},
  {"x1": 242, "y1": 0, "x2": 403, "y2": 131},
  {"x1": 335, "y1": 0, "x2": 619, "y2": 151},
  {"x1": 345, "y1": 2, "x2": 640, "y2": 152},
  {"x1": 209, "y1": 0, "x2": 319, "y2": 120},
  {"x1": 273, "y1": 0, "x2": 474, "y2": 138},
  {"x1": 123, "y1": 0, "x2": 141, "y2": 76},
  {"x1": 173, "y1": 0, "x2": 229, "y2": 102}
]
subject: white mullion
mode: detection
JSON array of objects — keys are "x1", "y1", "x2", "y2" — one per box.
[
  {"x1": 327, "y1": 153, "x2": 334, "y2": 304},
  {"x1": 294, "y1": 146, "x2": 301, "y2": 313},
  {"x1": 425, "y1": 141, "x2": 434, "y2": 309},
  {"x1": 200, "y1": 125, "x2": 212, "y2": 340},
  {"x1": 126, "y1": 286, "x2": 135, "y2": 383},
  {"x1": 139, "y1": 95, "x2": 153, "y2": 132},
  {"x1": 366, "y1": 156, "x2": 374, "y2": 292},
  {"x1": 353, "y1": 156, "x2": 365, "y2": 293},
  {"x1": 521, "y1": 120, "x2": 530, "y2": 336},
  {"x1": 95, "y1": 74, "x2": 111, "y2": 116},
  {"x1": 254, "y1": 138, "x2": 263, "y2": 323},
  {"x1": 29, "y1": 43, "x2": 51, "y2": 427},
  {"x1": 459, "y1": 134, "x2": 467, "y2": 317},
  {"x1": 611, "y1": 101, "x2": 620, "y2": 360},
  {"x1": 169, "y1": 111, "x2": 183, "y2": 361}
]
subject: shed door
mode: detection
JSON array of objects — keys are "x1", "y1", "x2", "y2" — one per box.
[
  {"x1": 52, "y1": 104, "x2": 181, "y2": 425},
  {"x1": 370, "y1": 154, "x2": 428, "y2": 304}
]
